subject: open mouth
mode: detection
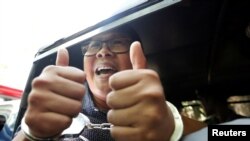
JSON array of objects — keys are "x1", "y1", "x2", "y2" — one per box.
[{"x1": 95, "y1": 66, "x2": 117, "y2": 75}]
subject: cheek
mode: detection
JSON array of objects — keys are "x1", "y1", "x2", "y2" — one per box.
[
  {"x1": 118, "y1": 55, "x2": 132, "y2": 70},
  {"x1": 84, "y1": 58, "x2": 94, "y2": 78}
]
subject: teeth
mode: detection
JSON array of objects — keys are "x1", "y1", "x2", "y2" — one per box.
[
  {"x1": 97, "y1": 66, "x2": 114, "y2": 72},
  {"x1": 96, "y1": 66, "x2": 116, "y2": 75}
]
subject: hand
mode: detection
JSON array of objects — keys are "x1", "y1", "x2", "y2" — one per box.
[
  {"x1": 24, "y1": 48, "x2": 86, "y2": 138},
  {"x1": 107, "y1": 42, "x2": 175, "y2": 141}
]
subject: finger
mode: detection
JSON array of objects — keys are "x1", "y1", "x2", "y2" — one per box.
[
  {"x1": 109, "y1": 69, "x2": 154, "y2": 90},
  {"x1": 109, "y1": 70, "x2": 139, "y2": 90},
  {"x1": 42, "y1": 66, "x2": 86, "y2": 84},
  {"x1": 130, "y1": 41, "x2": 147, "y2": 69},
  {"x1": 107, "y1": 85, "x2": 140, "y2": 109},
  {"x1": 45, "y1": 95, "x2": 82, "y2": 117},
  {"x1": 107, "y1": 107, "x2": 139, "y2": 126},
  {"x1": 56, "y1": 48, "x2": 69, "y2": 66},
  {"x1": 28, "y1": 89, "x2": 82, "y2": 117}
]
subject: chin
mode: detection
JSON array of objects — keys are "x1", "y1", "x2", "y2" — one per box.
[{"x1": 93, "y1": 87, "x2": 111, "y2": 98}]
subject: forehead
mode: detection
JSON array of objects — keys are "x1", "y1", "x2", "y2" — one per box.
[{"x1": 91, "y1": 31, "x2": 131, "y2": 41}]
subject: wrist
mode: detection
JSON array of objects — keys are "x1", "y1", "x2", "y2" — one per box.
[
  {"x1": 166, "y1": 101, "x2": 184, "y2": 141},
  {"x1": 21, "y1": 117, "x2": 59, "y2": 141}
]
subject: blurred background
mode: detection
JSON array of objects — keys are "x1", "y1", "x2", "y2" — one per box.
[{"x1": 0, "y1": 0, "x2": 135, "y2": 91}]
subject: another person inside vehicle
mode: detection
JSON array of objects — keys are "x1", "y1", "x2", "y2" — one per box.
[{"x1": 13, "y1": 25, "x2": 206, "y2": 141}]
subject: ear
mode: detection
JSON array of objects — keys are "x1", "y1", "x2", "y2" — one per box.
[{"x1": 130, "y1": 41, "x2": 147, "y2": 69}]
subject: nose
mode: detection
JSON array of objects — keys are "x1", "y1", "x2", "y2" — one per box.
[{"x1": 96, "y1": 43, "x2": 114, "y2": 58}]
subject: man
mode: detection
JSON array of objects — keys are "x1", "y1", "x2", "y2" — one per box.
[{"x1": 13, "y1": 26, "x2": 205, "y2": 141}]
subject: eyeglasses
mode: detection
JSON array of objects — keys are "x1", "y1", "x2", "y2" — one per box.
[{"x1": 81, "y1": 38, "x2": 132, "y2": 56}]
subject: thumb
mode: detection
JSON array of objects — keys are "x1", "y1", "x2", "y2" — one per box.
[
  {"x1": 130, "y1": 41, "x2": 147, "y2": 69},
  {"x1": 56, "y1": 48, "x2": 69, "y2": 66}
]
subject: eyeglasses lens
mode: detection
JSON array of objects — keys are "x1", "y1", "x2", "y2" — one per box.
[{"x1": 82, "y1": 38, "x2": 131, "y2": 56}]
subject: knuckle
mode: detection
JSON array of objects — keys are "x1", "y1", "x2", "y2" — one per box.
[
  {"x1": 109, "y1": 75, "x2": 117, "y2": 89},
  {"x1": 32, "y1": 75, "x2": 51, "y2": 88},
  {"x1": 25, "y1": 113, "x2": 45, "y2": 134},
  {"x1": 25, "y1": 113, "x2": 36, "y2": 127},
  {"x1": 141, "y1": 87, "x2": 164, "y2": 102},
  {"x1": 106, "y1": 91, "x2": 115, "y2": 108},
  {"x1": 140, "y1": 70, "x2": 161, "y2": 85},
  {"x1": 74, "y1": 85, "x2": 85, "y2": 100},
  {"x1": 28, "y1": 90, "x2": 43, "y2": 106},
  {"x1": 43, "y1": 65, "x2": 57, "y2": 73},
  {"x1": 107, "y1": 110, "x2": 114, "y2": 123},
  {"x1": 145, "y1": 107, "x2": 162, "y2": 122},
  {"x1": 64, "y1": 117, "x2": 73, "y2": 129},
  {"x1": 72, "y1": 102, "x2": 82, "y2": 115}
]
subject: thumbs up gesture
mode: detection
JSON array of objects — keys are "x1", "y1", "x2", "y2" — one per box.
[
  {"x1": 24, "y1": 48, "x2": 86, "y2": 138},
  {"x1": 107, "y1": 41, "x2": 175, "y2": 141}
]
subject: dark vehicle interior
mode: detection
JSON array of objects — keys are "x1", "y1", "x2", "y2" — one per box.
[{"x1": 13, "y1": 0, "x2": 250, "y2": 135}]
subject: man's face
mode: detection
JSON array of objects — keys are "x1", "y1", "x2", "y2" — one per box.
[{"x1": 83, "y1": 31, "x2": 133, "y2": 101}]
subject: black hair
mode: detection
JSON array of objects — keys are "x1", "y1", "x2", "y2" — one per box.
[
  {"x1": 112, "y1": 24, "x2": 144, "y2": 53},
  {"x1": 113, "y1": 24, "x2": 141, "y2": 43}
]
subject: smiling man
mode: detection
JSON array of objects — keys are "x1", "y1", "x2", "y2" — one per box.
[{"x1": 13, "y1": 25, "x2": 205, "y2": 141}]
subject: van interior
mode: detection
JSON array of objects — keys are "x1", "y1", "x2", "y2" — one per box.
[{"x1": 13, "y1": 0, "x2": 250, "y2": 134}]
